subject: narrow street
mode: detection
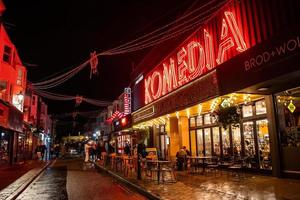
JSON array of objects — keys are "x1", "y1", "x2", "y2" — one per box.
[{"x1": 16, "y1": 155, "x2": 147, "y2": 200}]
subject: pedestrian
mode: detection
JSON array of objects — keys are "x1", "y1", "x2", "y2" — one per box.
[
  {"x1": 84, "y1": 142, "x2": 91, "y2": 162},
  {"x1": 124, "y1": 141, "x2": 131, "y2": 156},
  {"x1": 40, "y1": 143, "x2": 47, "y2": 161},
  {"x1": 35, "y1": 145, "x2": 42, "y2": 160}
]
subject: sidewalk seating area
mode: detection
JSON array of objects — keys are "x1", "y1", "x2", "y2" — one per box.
[{"x1": 95, "y1": 154, "x2": 300, "y2": 200}]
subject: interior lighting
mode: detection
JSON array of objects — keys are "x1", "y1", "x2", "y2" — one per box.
[
  {"x1": 198, "y1": 104, "x2": 202, "y2": 115},
  {"x1": 176, "y1": 112, "x2": 179, "y2": 119}
]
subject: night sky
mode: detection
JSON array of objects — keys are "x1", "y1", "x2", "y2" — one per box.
[{"x1": 2, "y1": 0, "x2": 196, "y2": 115}]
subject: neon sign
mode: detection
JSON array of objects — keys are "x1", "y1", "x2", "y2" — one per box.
[{"x1": 145, "y1": 11, "x2": 248, "y2": 105}]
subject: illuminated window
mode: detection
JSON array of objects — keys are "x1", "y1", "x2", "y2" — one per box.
[
  {"x1": 255, "y1": 100, "x2": 267, "y2": 115},
  {"x1": 17, "y1": 69, "x2": 23, "y2": 86},
  {"x1": 189, "y1": 117, "x2": 196, "y2": 127},
  {"x1": 196, "y1": 115, "x2": 203, "y2": 126},
  {"x1": 204, "y1": 114, "x2": 211, "y2": 125},
  {"x1": 242, "y1": 105, "x2": 253, "y2": 117},
  {"x1": 3, "y1": 45, "x2": 12, "y2": 64}
]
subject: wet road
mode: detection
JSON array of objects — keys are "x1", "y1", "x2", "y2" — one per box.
[{"x1": 16, "y1": 155, "x2": 147, "y2": 200}]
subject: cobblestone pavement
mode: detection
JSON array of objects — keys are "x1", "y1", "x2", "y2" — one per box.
[{"x1": 95, "y1": 160, "x2": 300, "y2": 200}]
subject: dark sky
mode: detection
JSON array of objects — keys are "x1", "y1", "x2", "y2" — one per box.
[{"x1": 2, "y1": 0, "x2": 196, "y2": 115}]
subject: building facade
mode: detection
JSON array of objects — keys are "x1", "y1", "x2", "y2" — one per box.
[{"x1": 130, "y1": 0, "x2": 300, "y2": 178}]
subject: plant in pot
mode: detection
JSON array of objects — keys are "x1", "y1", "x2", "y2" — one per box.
[{"x1": 213, "y1": 104, "x2": 241, "y2": 130}]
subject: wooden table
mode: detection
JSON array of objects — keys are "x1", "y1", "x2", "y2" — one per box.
[{"x1": 145, "y1": 160, "x2": 172, "y2": 183}]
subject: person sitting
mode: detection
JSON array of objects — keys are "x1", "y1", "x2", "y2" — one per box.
[{"x1": 176, "y1": 147, "x2": 187, "y2": 171}]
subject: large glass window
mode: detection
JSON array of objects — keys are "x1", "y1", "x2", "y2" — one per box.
[
  {"x1": 231, "y1": 124, "x2": 241, "y2": 156},
  {"x1": 243, "y1": 105, "x2": 253, "y2": 117},
  {"x1": 190, "y1": 117, "x2": 196, "y2": 128},
  {"x1": 221, "y1": 128, "x2": 230, "y2": 157},
  {"x1": 204, "y1": 128, "x2": 211, "y2": 156},
  {"x1": 212, "y1": 127, "x2": 220, "y2": 156},
  {"x1": 204, "y1": 114, "x2": 211, "y2": 125},
  {"x1": 190, "y1": 130, "x2": 197, "y2": 156},
  {"x1": 256, "y1": 119, "x2": 271, "y2": 169},
  {"x1": 196, "y1": 129, "x2": 204, "y2": 156},
  {"x1": 196, "y1": 115, "x2": 203, "y2": 126},
  {"x1": 243, "y1": 121, "x2": 257, "y2": 168}
]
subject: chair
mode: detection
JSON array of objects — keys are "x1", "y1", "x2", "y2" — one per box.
[
  {"x1": 160, "y1": 162, "x2": 177, "y2": 183},
  {"x1": 206, "y1": 156, "x2": 220, "y2": 176}
]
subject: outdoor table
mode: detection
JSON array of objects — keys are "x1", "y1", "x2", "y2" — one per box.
[
  {"x1": 145, "y1": 160, "x2": 172, "y2": 183},
  {"x1": 187, "y1": 156, "x2": 212, "y2": 174}
]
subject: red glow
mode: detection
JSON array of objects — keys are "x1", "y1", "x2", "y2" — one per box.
[
  {"x1": 144, "y1": 10, "x2": 249, "y2": 105},
  {"x1": 121, "y1": 117, "x2": 126, "y2": 125}
]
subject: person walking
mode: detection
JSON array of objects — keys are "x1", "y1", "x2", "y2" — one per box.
[{"x1": 84, "y1": 142, "x2": 91, "y2": 162}]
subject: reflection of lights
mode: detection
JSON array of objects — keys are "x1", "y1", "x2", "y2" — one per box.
[
  {"x1": 186, "y1": 109, "x2": 190, "y2": 119},
  {"x1": 17, "y1": 92, "x2": 24, "y2": 101},
  {"x1": 1, "y1": 132, "x2": 5, "y2": 137}
]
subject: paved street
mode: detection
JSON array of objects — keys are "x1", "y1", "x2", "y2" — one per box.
[{"x1": 16, "y1": 155, "x2": 147, "y2": 200}]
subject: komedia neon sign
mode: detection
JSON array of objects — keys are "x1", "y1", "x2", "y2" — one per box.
[{"x1": 145, "y1": 11, "x2": 247, "y2": 105}]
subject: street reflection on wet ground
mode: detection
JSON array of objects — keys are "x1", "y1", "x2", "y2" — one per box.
[{"x1": 16, "y1": 156, "x2": 147, "y2": 200}]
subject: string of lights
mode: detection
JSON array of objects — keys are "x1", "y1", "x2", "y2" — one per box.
[
  {"x1": 33, "y1": 89, "x2": 111, "y2": 107},
  {"x1": 30, "y1": 0, "x2": 230, "y2": 89}
]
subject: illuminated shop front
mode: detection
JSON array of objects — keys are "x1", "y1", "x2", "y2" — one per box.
[{"x1": 131, "y1": 0, "x2": 300, "y2": 177}]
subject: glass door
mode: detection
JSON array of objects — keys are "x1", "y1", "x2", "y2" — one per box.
[
  {"x1": 256, "y1": 119, "x2": 271, "y2": 169},
  {"x1": 243, "y1": 121, "x2": 258, "y2": 168},
  {"x1": 231, "y1": 124, "x2": 242, "y2": 157},
  {"x1": 221, "y1": 128, "x2": 230, "y2": 157}
]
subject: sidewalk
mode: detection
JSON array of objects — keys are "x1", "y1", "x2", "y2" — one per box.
[
  {"x1": 94, "y1": 161, "x2": 300, "y2": 200},
  {"x1": 0, "y1": 160, "x2": 51, "y2": 199}
]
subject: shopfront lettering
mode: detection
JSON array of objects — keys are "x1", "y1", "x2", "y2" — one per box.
[
  {"x1": 145, "y1": 11, "x2": 247, "y2": 105},
  {"x1": 245, "y1": 36, "x2": 300, "y2": 71}
]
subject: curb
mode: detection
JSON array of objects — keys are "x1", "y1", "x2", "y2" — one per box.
[
  {"x1": 3, "y1": 160, "x2": 53, "y2": 200},
  {"x1": 93, "y1": 162, "x2": 160, "y2": 200}
]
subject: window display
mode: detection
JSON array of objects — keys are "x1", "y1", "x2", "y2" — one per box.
[
  {"x1": 212, "y1": 127, "x2": 220, "y2": 156},
  {"x1": 255, "y1": 100, "x2": 267, "y2": 115},
  {"x1": 221, "y1": 128, "x2": 230, "y2": 156},
  {"x1": 204, "y1": 128, "x2": 211, "y2": 156},
  {"x1": 197, "y1": 129, "x2": 204, "y2": 156},
  {"x1": 0, "y1": 132, "x2": 9, "y2": 164},
  {"x1": 256, "y1": 119, "x2": 271, "y2": 169},
  {"x1": 243, "y1": 121, "x2": 257, "y2": 168},
  {"x1": 231, "y1": 124, "x2": 241, "y2": 156},
  {"x1": 242, "y1": 105, "x2": 253, "y2": 117}
]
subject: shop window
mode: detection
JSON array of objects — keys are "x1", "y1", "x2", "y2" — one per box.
[
  {"x1": 242, "y1": 104, "x2": 253, "y2": 117},
  {"x1": 212, "y1": 127, "x2": 220, "y2": 156},
  {"x1": 0, "y1": 132, "x2": 9, "y2": 163},
  {"x1": 243, "y1": 121, "x2": 258, "y2": 168},
  {"x1": 189, "y1": 117, "x2": 196, "y2": 128},
  {"x1": 222, "y1": 128, "x2": 230, "y2": 156},
  {"x1": 196, "y1": 129, "x2": 204, "y2": 156},
  {"x1": 204, "y1": 128, "x2": 211, "y2": 156},
  {"x1": 255, "y1": 100, "x2": 267, "y2": 115},
  {"x1": 231, "y1": 124, "x2": 241, "y2": 156},
  {"x1": 256, "y1": 119, "x2": 271, "y2": 169},
  {"x1": 196, "y1": 115, "x2": 203, "y2": 126},
  {"x1": 204, "y1": 114, "x2": 211, "y2": 125},
  {"x1": 17, "y1": 69, "x2": 23, "y2": 86},
  {"x1": 3, "y1": 45, "x2": 12, "y2": 64},
  {"x1": 190, "y1": 130, "x2": 197, "y2": 156}
]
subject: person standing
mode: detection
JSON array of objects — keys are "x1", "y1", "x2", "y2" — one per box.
[
  {"x1": 40, "y1": 144, "x2": 47, "y2": 161},
  {"x1": 84, "y1": 142, "x2": 91, "y2": 162}
]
